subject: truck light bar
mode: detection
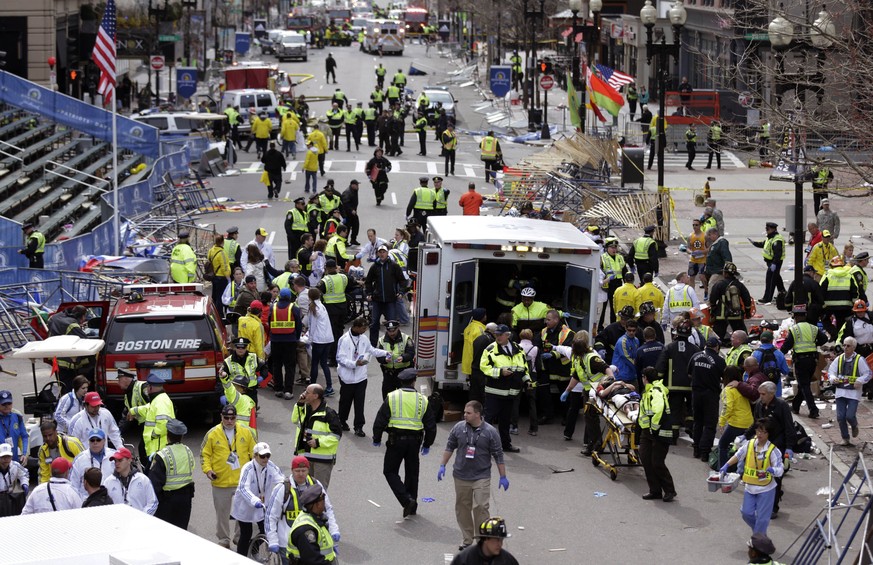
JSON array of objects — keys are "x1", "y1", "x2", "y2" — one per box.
[{"x1": 122, "y1": 283, "x2": 205, "y2": 294}]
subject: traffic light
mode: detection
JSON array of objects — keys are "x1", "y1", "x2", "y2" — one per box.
[
  {"x1": 0, "y1": 51, "x2": 6, "y2": 68},
  {"x1": 69, "y1": 69, "x2": 78, "y2": 82},
  {"x1": 540, "y1": 61, "x2": 546, "y2": 73},
  {"x1": 67, "y1": 35, "x2": 79, "y2": 66}
]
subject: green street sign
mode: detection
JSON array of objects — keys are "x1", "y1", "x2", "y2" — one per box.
[
  {"x1": 744, "y1": 33, "x2": 770, "y2": 41},
  {"x1": 159, "y1": 34, "x2": 181, "y2": 42}
]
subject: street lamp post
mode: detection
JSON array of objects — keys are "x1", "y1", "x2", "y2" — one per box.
[
  {"x1": 567, "y1": 0, "x2": 602, "y2": 134},
  {"x1": 768, "y1": 5, "x2": 835, "y2": 295},
  {"x1": 641, "y1": 0, "x2": 686, "y2": 243},
  {"x1": 148, "y1": 0, "x2": 171, "y2": 107},
  {"x1": 523, "y1": 0, "x2": 545, "y2": 132},
  {"x1": 182, "y1": 0, "x2": 197, "y2": 67}
]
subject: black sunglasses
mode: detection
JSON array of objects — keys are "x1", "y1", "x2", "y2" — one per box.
[{"x1": 89, "y1": 437, "x2": 104, "y2": 442}]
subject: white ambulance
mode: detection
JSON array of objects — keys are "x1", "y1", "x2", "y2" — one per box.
[
  {"x1": 363, "y1": 19, "x2": 405, "y2": 55},
  {"x1": 414, "y1": 216, "x2": 601, "y2": 390}
]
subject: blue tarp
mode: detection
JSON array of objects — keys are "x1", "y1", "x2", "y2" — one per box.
[{"x1": 0, "y1": 70, "x2": 160, "y2": 158}]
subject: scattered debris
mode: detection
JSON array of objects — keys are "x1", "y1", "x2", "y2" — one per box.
[
  {"x1": 421, "y1": 497, "x2": 435, "y2": 503},
  {"x1": 816, "y1": 487, "x2": 835, "y2": 497},
  {"x1": 367, "y1": 499, "x2": 381, "y2": 508},
  {"x1": 593, "y1": 492, "x2": 607, "y2": 498},
  {"x1": 548, "y1": 465, "x2": 575, "y2": 474}
]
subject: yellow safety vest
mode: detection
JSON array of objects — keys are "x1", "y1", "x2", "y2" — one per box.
[
  {"x1": 224, "y1": 238, "x2": 239, "y2": 266},
  {"x1": 823, "y1": 267, "x2": 854, "y2": 308},
  {"x1": 271, "y1": 303, "x2": 296, "y2": 332},
  {"x1": 170, "y1": 243, "x2": 197, "y2": 283},
  {"x1": 442, "y1": 132, "x2": 458, "y2": 150},
  {"x1": 668, "y1": 286, "x2": 693, "y2": 311},
  {"x1": 762, "y1": 234, "x2": 786, "y2": 261},
  {"x1": 789, "y1": 323, "x2": 817, "y2": 354},
  {"x1": 321, "y1": 273, "x2": 348, "y2": 304},
  {"x1": 155, "y1": 443, "x2": 194, "y2": 491},
  {"x1": 30, "y1": 231, "x2": 46, "y2": 254},
  {"x1": 413, "y1": 187, "x2": 436, "y2": 210},
  {"x1": 287, "y1": 512, "x2": 336, "y2": 561},
  {"x1": 386, "y1": 389, "x2": 429, "y2": 431},
  {"x1": 601, "y1": 253, "x2": 625, "y2": 287},
  {"x1": 570, "y1": 352, "x2": 606, "y2": 390},
  {"x1": 434, "y1": 188, "x2": 448, "y2": 210},
  {"x1": 837, "y1": 354, "x2": 862, "y2": 384},
  {"x1": 480, "y1": 136, "x2": 498, "y2": 160},
  {"x1": 283, "y1": 476, "x2": 315, "y2": 524},
  {"x1": 726, "y1": 345, "x2": 752, "y2": 367},
  {"x1": 378, "y1": 333, "x2": 412, "y2": 369},
  {"x1": 633, "y1": 236, "x2": 655, "y2": 260},
  {"x1": 742, "y1": 440, "x2": 775, "y2": 487}
]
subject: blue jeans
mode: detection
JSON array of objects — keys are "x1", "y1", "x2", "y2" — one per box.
[
  {"x1": 718, "y1": 425, "x2": 746, "y2": 468},
  {"x1": 310, "y1": 342, "x2": 333, "y2": 389},
  {"x1": 836, "y1": 396, "x2": 859, "y2": 439},
  {"x1": 304, "y1": 170, "x2": 318, "y2": 193},
  {"x1": 740, "y1": 487, "x2": 777, "y2": 535},
  {"x1": 282, "y1": 139, "x2": 297, "y2": 158},
  {"x1": 369, "y1": 300, "x2": 397, "y2": 346}
]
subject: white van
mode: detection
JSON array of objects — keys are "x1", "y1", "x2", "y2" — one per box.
[
  {"x1": 277, "y1": 31, "x2": 308, "y2": 62},
  {"x1": 363, "y1": 19, "x2": 404, "y2": 55},
  {"x1": 414, "y1": 216, "x2": 601, "y2": 390},
  {"x1": 219, "y1": 89, "x2": 280, "y2": 133}
]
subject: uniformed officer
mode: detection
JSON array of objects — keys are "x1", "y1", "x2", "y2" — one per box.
[
  {"x1": 116, "y1": 369, "x2": 149, "y2": 456},
  {"x1": 150, "y1": 418, "x2": 195, "y2": 529},
  {"x1": 372, "y1": 368, "x2": 437, "y2": 518},
  {"x1": 393, "y1": 68, "x2": 407, "y2": 89},
  {"x1": 510, "y1": 287, "x2": 550, "y2": 334},
  {"x1": 170, "y1": 231, "x2": 197, "y2": 283},
  {"x1": 414, "y1": 112, "x2": 428, "y2": 156},
  {"x1": 432, "y1": 176, "x2": 450, "y2": 217},
  {"x1": 285, "y1": 198, "x2": 309, "y2": 260},
  {"x1": 638, "y1": 367, "x2": 677, "y2": 502},
  {"x1": 378, "y1": 320, "x2": 415, "y2": 399},
  {"x1": 406, "y1": 176, "x2": 436, "y2": 230},
  {"x1": 127, "y1": 373, "x2": 176, "y2": 465},
  {"x1": 225, "y1": 226, "x2": 242, "y2": 273},
  {"x1": 375, "y1": 63, "x2": 387, "y2": 89},
  {"x1": 479, "y1": 130, "x2": 502, "y2": 183},
  {"x1": 750, "y1": 222, "x2": 786, "y2": 304},
  {"x1": 480, "y1": 325, "x2": 532, "y2": 453},
  {"x1": 221, "y1": 337, "x2": 269, "y2": 406},
  {"x1": 685, "y1": 125, "x2": 697, "y2": 170},
  {"x1": 325, "y1": 102, "x2": 344, "y2": 151},
  {"x1": 628, "y1": 225, "x2": 659, "y2": 283},
  {"x1": 19, "y1": 222, "x2": 45, "y2": 269},
  {"x1": 224, "y1": 104, "x2": 242, "y2": 149},
  {"x1": 441, "y1": 124, "x2": 458, "y2": 176},
  {"x1": 343, "y1": 102, "x2": 359, "y2": 151},
  {"x1": 706, "y1": 120, "x2": 723, "y2": 169},
  {"x1": 364, "y1": 102, "x2": 379, "y2": 146},
  {"x1": 287, "y1": 484, "x2": 337, "y2": 564},
  {"x1": 780, "y1": 305, "x2": 829, "y2": 419}
]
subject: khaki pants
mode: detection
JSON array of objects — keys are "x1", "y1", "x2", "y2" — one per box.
[
  {"x1": 296, "y1": 342, "x2": 311, "y2": 381},
  {"x1": 706, "y1": 273, "x2": 724, "y2": 295},
  {"x1": 211, "y1": 485, "x2": 236, "y2": 546},
  {"x1": 454, "y1": 477, "x2": 491, "y2": 546},
  {"x1": 309, "y1": 460, "x2": 334, "y2": 489}
]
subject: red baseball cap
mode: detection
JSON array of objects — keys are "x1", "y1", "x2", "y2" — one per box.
[
  {"x1": 83, "y1": 392, "x2": 103, "y2": 407},
  {"x1": 110, "y1": 447, "x2": 133, "y2": 461},
  {"x1": 249, "y1": 301, "x2": 264, "y2": 312},
  {"x1": 50, "y1": 457, "x2": 72, "y2": 473},
  {"x1": 291, "y1": 455, "x2": 310, "y2": 469}
]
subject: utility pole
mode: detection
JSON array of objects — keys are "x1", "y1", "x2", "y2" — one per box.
[{"x1": 148, "y1": 0, "x2": 170, "y2": 107}]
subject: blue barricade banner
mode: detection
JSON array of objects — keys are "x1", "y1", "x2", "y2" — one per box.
[
  {"x1": 490, "y1": 66, "x2": 512, "y2": 98},
  {"x1": 177, "y1": 67, "x2": 198, "y2": 99},
  {"x1": 236, "y1": 32, "x2": 251, "y2": 54},
  {"x1": 0, "y1": 70, "x2": 160, "y2": 158}
]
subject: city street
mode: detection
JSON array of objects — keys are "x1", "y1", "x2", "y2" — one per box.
[{"x1": 2, "y1": 39, "x2": 855, "y2": 564}]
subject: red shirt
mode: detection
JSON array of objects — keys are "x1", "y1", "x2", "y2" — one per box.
[{"x1": 459, "y1": 191, "x2": 483, "y2": 216}]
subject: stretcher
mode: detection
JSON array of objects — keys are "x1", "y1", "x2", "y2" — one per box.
[{"x1": 588, "y1": 388, "x2": 642, "y2": 480}]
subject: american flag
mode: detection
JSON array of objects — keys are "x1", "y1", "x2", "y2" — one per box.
[
  {"x1": 92, "y1": 0, "x2": 117, "y2": 107},
  {"x1": 595, "y1": 64, "x2": 635, "y2": 91}
]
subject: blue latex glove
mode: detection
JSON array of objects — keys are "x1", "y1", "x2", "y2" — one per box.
[
  {"x1": 437, "y1": 465, "x2": 446, "y2": 481},
  {"x1": 498, "y1": 476, "x2": 510, "y2": 491},
  {"x1": 785, "y1": 449, "x2": 794, "y2": 459},
  {"x1": 332, "y1": 533, "x2": 341, "y2": 542},
  {"x1": 22, "y1": 484, "x2": 28, "y2": 496},
  {"x1": 560, "y1": 390, "x2": 569, "y2": 402},
  {"x1": 219, "y1": 395, "x2": 228, "y2": 406},
  {"x1": 766, "y1": 467, "x2": 776, "y2": 475},
  {"x1": 541, "y1": 352, "x2": 553, "y2": 360},
  {"x1": 769, "y1": 263, "x2": 777, "y2": 272},
  {"x1": 372, "y1": 442, "x2": 381, "y2": 448},
  {"x1": 420, "y1": 446, "x2": 430, "y2": 456},
  {"x1": 719, "y1": 463, "x2": 730, "y2": 474},
  {"x1": 561, "y1": 311, "x2": 571, "y2": 318},
  {"x1": 254, "y1": 501, "x2": 264, "y2": 509},
  {"x1": 269, "y1": 544, "x2": 280, "y2": 554},
  {"x1": 257, "y1": 376, "x2": 264, "y2": 384}
]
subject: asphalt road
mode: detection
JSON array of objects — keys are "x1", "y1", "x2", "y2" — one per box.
[{"x1": 2, "y1": 42, "x2": 837, "y2": 564}]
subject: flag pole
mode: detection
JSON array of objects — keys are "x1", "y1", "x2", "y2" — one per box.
[{"x1": 112, "y1": 94, "x2": 120, "y2": 256}]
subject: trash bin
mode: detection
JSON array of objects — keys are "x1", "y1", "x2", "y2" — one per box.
[
  {"x1": 528, "y1": 108, "x2": 543, "y2": 129},
  {"x1": 621, "y1": 148, "x2": 645, "y2": 187}
]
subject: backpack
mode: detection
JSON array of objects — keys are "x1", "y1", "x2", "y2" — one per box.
[
  {"x1": 759, "y1": 348, "x2": 781, "y2": 384},
  {"x1": 204, "y1": 251, "x2": 215, "y2": 278},
  {"x1": 726, "y1": 282, "x2": 744, "y2": 316},
  {"x1": 793, "y1": 421, "x2": 813, "y2": 453}
]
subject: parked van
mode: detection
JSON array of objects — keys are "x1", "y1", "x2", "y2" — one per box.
[
  {"x1": 276, "y1": 31, "x2": 308, "y2": 62},
  {"x1": 414, "y1": 216, "x2": 601, "y2": 390},
  {"x1": 219, "y1": 89, "x2": 280, "y2": 133}
]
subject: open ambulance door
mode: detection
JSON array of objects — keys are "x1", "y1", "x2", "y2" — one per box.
[
  {"x1": 414, "y1": 245, "x2": 441, "y2": 375},
  {"x1": 447, "y1": 260, "x2": 477, "y2": 370},
  {"x1": 563, "y1": 265, "x2": 596, "y2": 335}
]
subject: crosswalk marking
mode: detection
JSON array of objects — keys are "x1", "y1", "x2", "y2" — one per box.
[
  {"x1": 236, "y1": 159, "x2": 485, "y2": 178},
  {"x1": 642, "y1": 149, "x2": 745, "y2": 169},
  {"x1": 427, "y1": 161, "x2": 437, "y2": 175}
]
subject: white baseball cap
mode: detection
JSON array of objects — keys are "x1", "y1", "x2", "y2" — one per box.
[
  {"x1": 0, "y1": 443, "x2": 12, "y2": 457},
  {"x1": 253, "y1": 442, "x2": 271, "y2": 457}
]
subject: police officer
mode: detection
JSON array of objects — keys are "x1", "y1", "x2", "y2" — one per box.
[
  {"x1": 331, "y1": 88, "x2": 346, "y2": 110},
  {"x1": 822, "y1": 256, "x2": 861, "y2": 338},
  {"x1": 364, "y1": 102, "x2": 379, "y2": 146},
  {"x1": 480, "y1": 130, "x2": 502, "y2": 183},
  {"x1": 685, "y1": 125, "x2": 697, "y2": 170},
  {"x1": 432, "y1": 176, "x2": 450, "y2": 217},
  {"x1": 638, "y1": 367, "x2": 677, "y2": 502},
  {"x1": 688, "y1": 336, "x2": 726, "y2": 462},
  {"x1": 781, "y1": 305, "x2": 829, "y2": 418},
  {"x1": 325, "y1": 102, "x2": 344, "y2": 151},
  {"x1": 406, "y1": 176, "x2": 436, "y2": 231},
  {"x1": 343, "y1": 102, "x2": 359, "y2": 151},
  {"x1": 750, "y1": 222, "x2": 786, "y2": 304},
  {"x1": 393, "y1": 68, "x2": 407, "y2": 89},
  {"x1": 117, "y1": 369, "x2": 148, "y2": 447},
  {"x1": 150, "y1": 418, "x2": 195, "y2": 529},
  {"x1": 510, "y1": 287, "x2": 550, "y2": 334},
  {"x1": 318, "y1": 259, "x2": 355, "y2": 364},
  {"x1": 812, "y1": 163, "x2": 834, "y2": 214},
  {"x1": 706, "y1": 120, "x2": 723, "y2": 169},
  {"x1": 378, "y1": 320, "x2": 415, "y2": 399},
  {"x1": 224, "y1": 105, "x2": 242, "y2": 150},
  {"x1": 414, "y1": 112, "x2": 428, "y2": 156},
  {"x1": 285, "y1": 198, "x2": 309, "y2": 260},
  {"x1": 221, "y1": 337, "x2": 269, "y2": 405},
  {"x1": 375, "y1": 63, "x2": 387, "y2": 89},
  {"x1": 19, "y1": 222, "x2": 45, "y2": 269},
  {"x1": 127, "y1": 373, "x2": 176, "y2": 466},
  {"x1": 170, "y1": 231, "x2": 197, "y2": 283},
  {"x1": 599, "y1": 239, "x2": 628, "y2": 327},
  {"x1": 372, "y1": 368, "x2": 437, "y2": 518},
  {"x1": 225, "y1": 226, "x2": 242, "y2": 273},
  {"x1": 287, "y1": 484, "x2": 338, "y2": 564},
  {"x1": 628, "y1": 225, "x2": 659, "y2": 283},
  {"x1": 442, "y1": 123, "x2": 458, "y2": 176}
]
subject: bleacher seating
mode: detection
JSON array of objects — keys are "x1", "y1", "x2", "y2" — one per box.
[{"x1": 0, "y1": 106, "x2": 146, "y2": 243}]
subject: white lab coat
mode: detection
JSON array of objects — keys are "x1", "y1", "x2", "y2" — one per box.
[
  {"x1": 103, "y1": 471, "x2": 158, "y2": 515},
  {"x1": 68, "y1": 447, "x2": 116, "y2": 498},
  {"x1": 21, "y1": 478, "x2": 82, "y2": 514},
  {"x1": 231, "y1": 458, "x2": 284, "y2": 523},
  {"x1": 265, "y1": 476, "x2": 339, "y2": 548},
  {"x1": 303, "y1": 300, "x2": 335, "y2": 345},
  {"x1": 69, "y1": 408, "x2": 124, "y2": 450},
  {"x1": 53, "y1": 390, "x2": 84, "y2": 434},
  {"x1": 336, "y1": 330, "x2": 389, "y2": 384}
]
